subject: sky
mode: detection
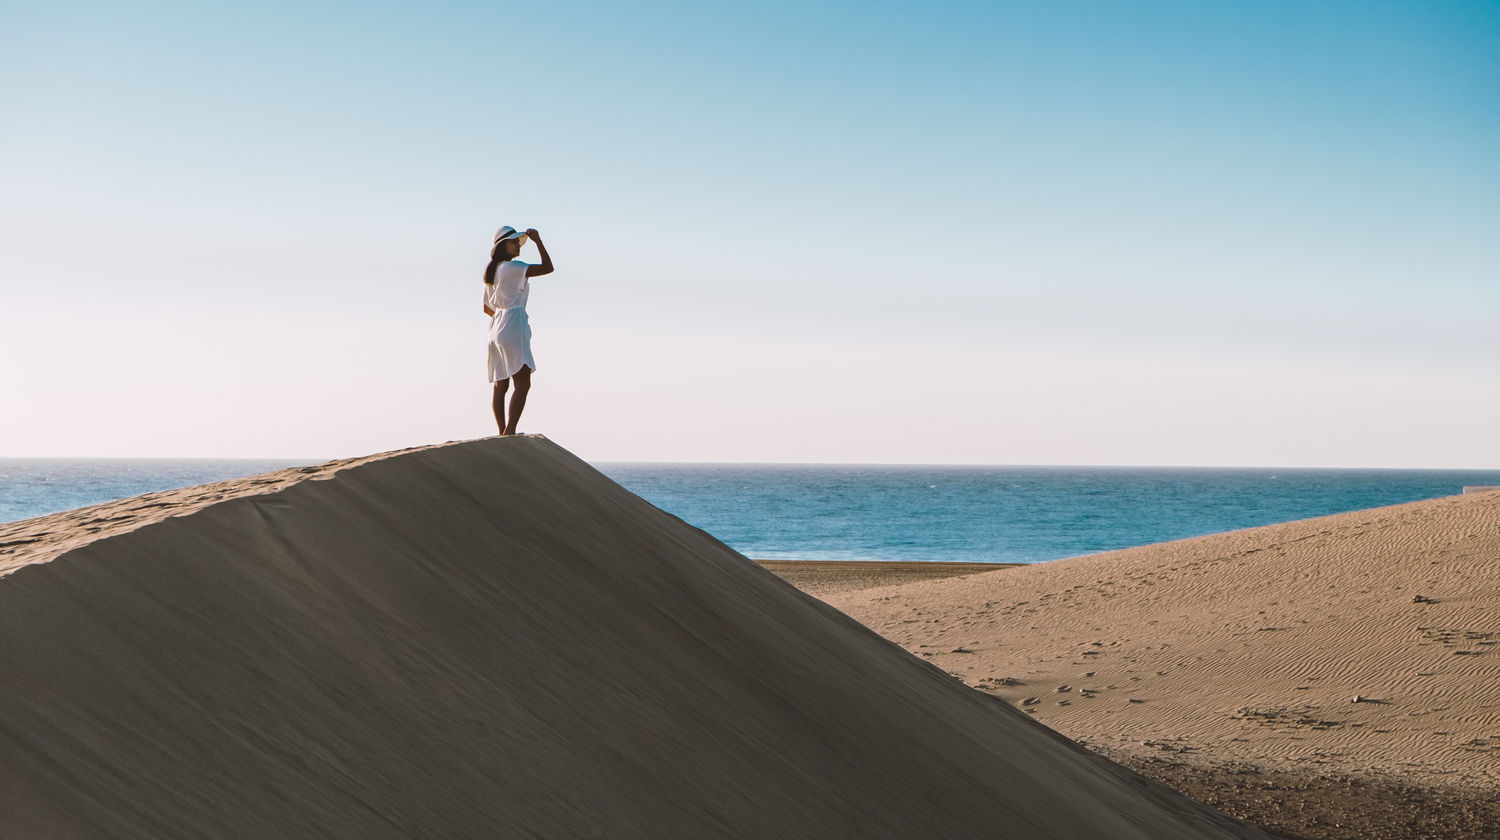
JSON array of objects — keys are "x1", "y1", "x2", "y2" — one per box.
[{"x1": 2, "y1": 0, "x2": 1497, "y2": 467}]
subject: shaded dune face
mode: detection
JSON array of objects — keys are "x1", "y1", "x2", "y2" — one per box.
[{"x1": 0, "y1": 438, "x2": 1271, "y2": 839}]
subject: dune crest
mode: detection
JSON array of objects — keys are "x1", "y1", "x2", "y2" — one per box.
[{"x1": 0, "y1": 437, "x2": 1270, "y2": 839}]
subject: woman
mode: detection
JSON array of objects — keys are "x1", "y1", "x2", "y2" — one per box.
[{"x1": 482, "y1": 225, "x2": 553, "y2": 435}]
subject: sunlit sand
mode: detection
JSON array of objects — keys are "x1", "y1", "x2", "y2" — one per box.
[{"x1": 802, "y1": 492, "x2": 1500, "y2": 838}]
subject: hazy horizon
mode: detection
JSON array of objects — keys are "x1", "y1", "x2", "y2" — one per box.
[{"x1": 7, "y1": 451, "x2": 1500, "y2": 472}]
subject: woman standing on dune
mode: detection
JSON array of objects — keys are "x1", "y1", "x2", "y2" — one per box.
[{"x1": 482, "y1": 226, "x2": 553, "y2": 436}]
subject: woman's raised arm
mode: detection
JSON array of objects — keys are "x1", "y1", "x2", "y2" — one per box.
[{"x1": 525, "y1": 229, "x2": 553, "y2": 278}]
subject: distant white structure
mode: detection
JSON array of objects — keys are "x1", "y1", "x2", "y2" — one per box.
[{"x1": 1463, "y1": 486, "x2": 1500, "y2": 494}]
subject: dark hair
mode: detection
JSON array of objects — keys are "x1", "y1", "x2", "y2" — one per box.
[{"x1": 482, "y1": 241, "x2": 508, "y2": 285}]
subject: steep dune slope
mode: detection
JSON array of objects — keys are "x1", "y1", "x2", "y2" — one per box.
[{"x1": 0, "y1": 437, "x2": 1271, "y2": 839}]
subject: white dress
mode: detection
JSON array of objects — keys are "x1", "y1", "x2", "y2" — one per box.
[{"x1": 485, "y1": 260, "x2": 536, "y2": 381}]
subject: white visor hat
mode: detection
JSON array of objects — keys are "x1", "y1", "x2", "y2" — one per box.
[{"x1": 494, "y1": 226, "x2": 528, "y2": 248}]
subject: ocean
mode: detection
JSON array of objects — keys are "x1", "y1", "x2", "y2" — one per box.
[
  {"x1": 598, "y1": 464, "x2": 1500, "y2": 564},
  {"x1": 4, "y1": 457, "x2": 1498, "y2": 565}
]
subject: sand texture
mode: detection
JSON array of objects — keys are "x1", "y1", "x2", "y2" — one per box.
[
  {"x1": 0, "y1": 436, "x2": 1271, "y2": 839},
  {"x1": 824, "y1": 492, "x2": 1500, "y2": 836}
]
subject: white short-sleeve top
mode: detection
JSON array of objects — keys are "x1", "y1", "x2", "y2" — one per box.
[{"x1": 484, "y1": 260, "x2": 530, "y2": 311}]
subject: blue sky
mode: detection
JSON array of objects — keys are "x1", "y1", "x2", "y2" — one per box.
[{"x1": 2, "y1": 1, "x2": 1497, "y2": 465}]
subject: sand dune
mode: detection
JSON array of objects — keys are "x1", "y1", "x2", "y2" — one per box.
[
  {"x1": 0, "y1": 437, "x2": 1270, "y2": 839},
  {"x1": 825, "y1": 491, "x2": 1500, "y2": 797}
]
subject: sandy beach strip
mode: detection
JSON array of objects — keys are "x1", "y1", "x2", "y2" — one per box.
[
  {"x1": 754, "y1": 559, "x2": 1012, "y2": 596},
  {"x1": 767, "y1": 492, "x2": 1500, "y2": 840}
]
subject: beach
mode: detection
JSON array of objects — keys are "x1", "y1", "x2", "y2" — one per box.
[
  {"x1": 763, "y1": 489, "x2": 1500, "y2": 839},
  {"x1": 754, "y1": 559, "x2": 1012, "y2": 596}
]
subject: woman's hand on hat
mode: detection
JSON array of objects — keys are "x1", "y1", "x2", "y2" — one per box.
[{"x1": 525, "y1": 228, "x2": 541, "y2": 242}]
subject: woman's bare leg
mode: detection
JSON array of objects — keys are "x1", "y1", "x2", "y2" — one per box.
[
  {"x1": 502, "y1": 366, "x2": 532, "y2": 435},
  {"x1": 492, "y1": 380, "x2": 509, "y2": 435}
]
